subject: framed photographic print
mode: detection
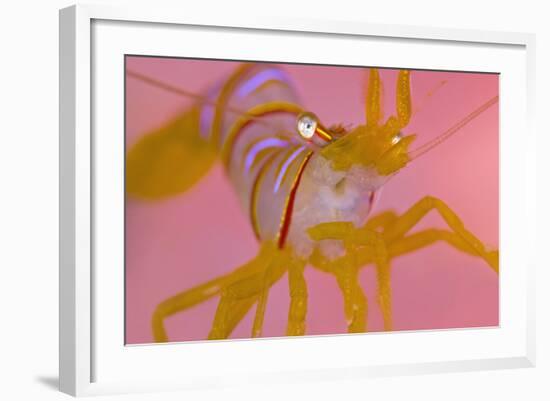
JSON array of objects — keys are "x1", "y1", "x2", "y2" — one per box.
[{"x1": 59, "y1": 4, "x2": 536, "y2": 397}]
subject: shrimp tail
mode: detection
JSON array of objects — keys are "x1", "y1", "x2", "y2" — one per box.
[{"x1": 126, "y1": 106, "x2": 216, "y2": 200}]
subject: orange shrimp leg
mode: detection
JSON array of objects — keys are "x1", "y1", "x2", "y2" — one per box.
[
  {"x1": 387, "y1": 228, "x2": 481, "y2": 260},
  {"x1": 286, "y1": 258, "x2": 308, "y2": 336},
  {"x1": 152, "y1": 242, "x2": 278, "y2": 342},
  {"x1": 307, "y1": 249, "x2": 372, "y2": 332},
  {"x1": 207, "y1": 273, "x2": 269, "y2": 340},
  {"x1": 363, "y1": 210, "x2": 399, "y2": 231},
  {"x1": 382, "y1": 196, "x2": 499, "y2": 273},
  {"x1": 311, "y1": 227, "x2": 474, "y2": 333},
  {"x1": 253, "y1": 250, "x2": 306, "y2": 338},
  {"x1": 363, "y1": 196, "x2": 498, "y2": 328},
  {"x1": 308, "y1": 223, "x2": 388, "y2": 331},
  {"x1": 308, "y1": 196, "x2": 499, "y2": 333},
  {"x1": 208, "y1": 243, "x2": 293, "y2": 340},
  {"x1": 348, "y1": 228, "x2": 393, "y2": 331},
  {"x1": 152, "y1": 275, "x2": 233, "y2": 342},
  {"x1": 152, "y1": 267, "x2": 259, "y2": 342},
  {"x1": 334, "y1": 261, "x2": 368, "y2": 333}
]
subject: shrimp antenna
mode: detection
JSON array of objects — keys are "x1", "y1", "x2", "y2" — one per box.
[
  {"x1": 409, "y1": 95, "x2": 499, "y2": 161},
  {"x1": 126, "y1": 69, "x2": 293, "y2": 131},
  {"x1": 375, "y1": 94, "x2": 498, "y2": 191},
  {"x1": 412, "y1": 79, "x2": 448, "y2": 116}
]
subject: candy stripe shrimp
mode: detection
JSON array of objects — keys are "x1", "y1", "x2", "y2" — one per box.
[{"x1": 126, "y1": 61, "x2": 499, "y2": 342}]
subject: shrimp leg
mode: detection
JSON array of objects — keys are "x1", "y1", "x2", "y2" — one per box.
[
  {"x1": 387, "y1": 228, "x2": 481, "y2": 259},
  {"x1": 208, "y1": 243, "x2": 291, "y2": 340},
  {"x1": 354, "y1": 217, "x2": 498, "y2": 331},
  {"x1": 309, "y1": 246, "x2": 368, "y2": 333},
  {"x1": 152, "y1": 242, "x2": 279, "y2": 342},
  {"x1": 349, "y1": 229, "x2": 393, "y2": 330},
  {"x1": 152, "y1": 274, "x2": 241, "y2": 342},
  {"x1": 286, "y1": 258, "x2": 308, "y2": 336},
  {"x1": 334, "y1": 261, "x2": 368, "y2": 333},
  {"x1": 308, "y1": 223, "x2": 391, "y2": 330},
  {"x1": 382, "y1": 196, "x2": 499, "y2": 273},
  {"x1": 208, "y1": 267, "x2": 287, "y2": 340},
  {"x1": 308, "y1": 195, "x2": 498, "y2": 334}
]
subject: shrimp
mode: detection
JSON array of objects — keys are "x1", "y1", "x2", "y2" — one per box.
[{"x1": 125, "y1": 60, "x2": 499, "y2": 342}]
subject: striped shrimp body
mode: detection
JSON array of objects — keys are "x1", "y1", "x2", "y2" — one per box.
[
  {"x1": 126, "y1": 63, "x2": 499, "y2": 341},
  {"x1": 196, "y1": 64, "x2": 397, "y2": 259}
]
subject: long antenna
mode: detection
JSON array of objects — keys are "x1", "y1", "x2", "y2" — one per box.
[
  {"x1": 376, "y1": 94, "x2": 499, "y2": 192},
  {"x1": 126, "y1": 69, "x2": 297, "y2": 131},
  {"x1": 409, "y1": 95, "x2": 499, "y2": 161},
  {"x1": 412, "y1": 79, "x2": 448, "y2": 116}
]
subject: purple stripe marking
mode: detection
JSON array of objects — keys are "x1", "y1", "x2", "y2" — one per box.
[
  {"x1": 273, "y1": 146, "x2": 305, "y2": 193},
  {"x1": 236, "y1": 69, "x2": 289, "y2": 99},
  {"x1": 244, "y1": 137, "x2": 288, "y2": 173}
]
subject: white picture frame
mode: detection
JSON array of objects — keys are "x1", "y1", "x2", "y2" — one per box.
[{"x1": 59, "y1": 3, "x2": 536, "y2": 397}]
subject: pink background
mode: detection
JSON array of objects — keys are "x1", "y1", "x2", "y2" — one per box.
[{"x1": 125, "y1": 56, "x2": 499, "y2": 344}]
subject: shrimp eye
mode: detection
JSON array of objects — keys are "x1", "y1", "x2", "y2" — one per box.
[
  {"x1": 391, "y1": 132, "x2": 403, "y2": 145},
  {"x1": 297, "y1": 112, "x2": 318, "y2": 139},
  {"x1": 297, "y1": 112, "x2": 333, "y2": 146}
]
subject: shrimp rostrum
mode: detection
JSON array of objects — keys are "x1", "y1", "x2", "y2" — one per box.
[{"x1": 126, "y1": 63, "x2": 499, "y2": 341}]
